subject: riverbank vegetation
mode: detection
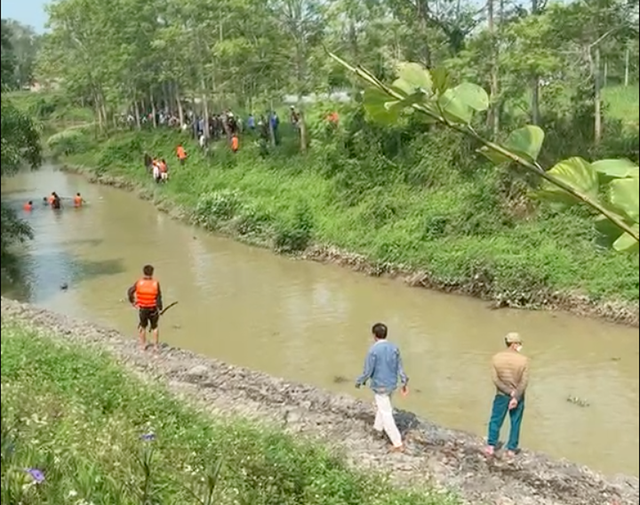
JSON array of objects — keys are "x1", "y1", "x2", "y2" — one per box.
[
  {"x1": 1, "y1": 321, "x2": 455, "y2": 505},
  {"x1": 4, "y1": 0, "x2": 640, "y2": 310},
  {"x1": 1, "y1": 22, "x2": 42, "y2": 276},
  {"x1": 62, "y1": 125, "x2": 640, "y2": 308}
]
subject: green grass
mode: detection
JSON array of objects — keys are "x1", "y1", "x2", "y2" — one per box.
[
  {"x1": 602, "y1": 84, "x2": 640, "y2": 125},
  {"x1": 1, "y1": 321, "x2": 455, "y2": 505},
  {"x1": 62, "y1": 127, "x2": 639, "y2": 304}
]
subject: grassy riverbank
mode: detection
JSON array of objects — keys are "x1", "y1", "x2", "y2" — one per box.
[
  {"x1": 58, "y1": 125, "x2": 639, "y2": 320},
  {"x1": 1, "y1": 321, "x2": 455, "y2": 505}
]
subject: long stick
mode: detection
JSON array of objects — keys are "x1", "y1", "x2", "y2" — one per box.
[{"x1": 160, "y1": 301, "x2": 178, "y2": 316}]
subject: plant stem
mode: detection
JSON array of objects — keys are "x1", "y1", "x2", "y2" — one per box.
[{"x1": 328, "y1": 52, "x2": 639, "y2": 242}]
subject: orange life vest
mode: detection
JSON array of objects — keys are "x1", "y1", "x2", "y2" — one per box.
[
  {"x1": 231, "y1": 136, "x2": 239, "y2": 152},
  {"x1": 48, "y1": 195, "x2": 55, "y2": 205},
  {"x1": 135, "y1": 278, "x2": 159, "y2": 308},
  {"x1": 23, "y1": 202, "x2": 33, "y2": 211},
  {"x1": 176, "y1": 146, "x2": 186, "y2": 159},
  {"x1": 74, "y1": 196, "x2": 82, "y2": 207}
]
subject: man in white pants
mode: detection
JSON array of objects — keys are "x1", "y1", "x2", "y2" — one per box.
[{"x1": 355, "y1": 323, "x2": 409, "y2": 452}]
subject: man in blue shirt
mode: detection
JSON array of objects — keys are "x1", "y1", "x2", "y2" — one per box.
[{"x1": 355, "y1": 323, "x2": 409, "y2": 451}]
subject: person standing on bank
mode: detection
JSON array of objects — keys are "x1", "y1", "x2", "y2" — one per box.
[
  {"x1": 485, "y1": 332, "x2": 530, "y2": 458},
  {"x1": 127, "y1": 264, "x2": 163, "y2": 352},
  {"x1": 355, "y1": 323, "x2": 409, "y2": 452}
]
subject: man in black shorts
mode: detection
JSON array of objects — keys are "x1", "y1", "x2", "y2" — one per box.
[{"x1": 127, "y1": 265, "x2": 163, "y2": 351}]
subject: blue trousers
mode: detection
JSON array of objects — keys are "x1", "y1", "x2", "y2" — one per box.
[{"x1": 487, "y1": 393, "x2": 525, "y2": 451}]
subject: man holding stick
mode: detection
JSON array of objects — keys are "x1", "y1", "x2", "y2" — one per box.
[{"x1": 127, "y1": 264, "x2": 163, "y2": 352}]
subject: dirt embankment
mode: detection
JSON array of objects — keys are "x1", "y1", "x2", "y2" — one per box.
[
  {"x1": 62, "y1": 164, "x2": 639, "y2": 327},
  {"x1": 2, "y1": 298, "x2": 638, "y2": 505}
]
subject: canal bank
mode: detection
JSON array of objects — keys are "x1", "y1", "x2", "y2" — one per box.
[
  {"x1": 2, "y1": 164, "x2": 638, "y2": 477},
  {"x1": 2, "y1": 297, "x2": 638, "y2": 505},
  {"x1": 61, "y1": 157, "x2": 640, "y2": 327}
]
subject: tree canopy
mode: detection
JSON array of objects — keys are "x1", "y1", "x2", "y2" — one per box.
[
  {"x1": 1, "y1": 20, "x2": 42, "y2": 270},
  {"x1": 33, "y1": 0, "x2": 639, "y2": 249}
]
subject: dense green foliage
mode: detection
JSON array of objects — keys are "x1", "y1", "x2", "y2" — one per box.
[
  {"x1": 1, "y1": 322, "x2": 455, "y2": 505},
  {"x1": 62, "y1": 122, "x2": 639, "y2": 303},
  {"x1": 4, "y1": 0, "x2": 640, "y2": 302},
  {"x1": 0, "y1": 19, "x2": 40, "y2": 90},
  {"x1": 0, "y1": 22, "x2": 42, "y2": 274},
  {"x1": 333, "y1": 56, "x2": 639, "y2": 250}
]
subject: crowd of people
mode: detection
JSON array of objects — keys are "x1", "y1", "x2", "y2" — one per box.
[
  {"x1": 130, "y1": 260, "x2": 529, "y2": 460},
  {"x1": 121, "y1": 104, "x2": 335, "y2": 157},
  {"x1": 23, "y1": 192, "x2": 85, "y2": 212},
  {"x1": 123, "y1": 107, "x2": 293, "y2": 147}
]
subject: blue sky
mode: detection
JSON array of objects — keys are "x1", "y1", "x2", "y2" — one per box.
[{"x1": 1, "y1": 0, "x2": 49, "y2": 32}]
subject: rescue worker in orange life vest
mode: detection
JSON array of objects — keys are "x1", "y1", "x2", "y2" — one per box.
[{"x1": 127, "y1": 264, "x2": 163, "y2": 352}]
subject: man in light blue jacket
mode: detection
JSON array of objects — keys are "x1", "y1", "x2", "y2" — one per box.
[{"x1": 355, "y1": 323, "x2": 409, "y2": 451}]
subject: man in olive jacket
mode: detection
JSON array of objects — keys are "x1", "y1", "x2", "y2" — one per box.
[{"x1": 485, "y1": 332, "x2": 530, "y2": 457}]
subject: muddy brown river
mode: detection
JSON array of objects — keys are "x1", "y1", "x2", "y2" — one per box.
[{"x1": 2, "y1": 165, "x2": 639, "y2": 477}]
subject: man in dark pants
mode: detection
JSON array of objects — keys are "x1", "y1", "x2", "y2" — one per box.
[
  {"x1": 485, "y1": 332, "x2": 530, "y2": 458},
  {"x1": 127, "y1": 264, "x2": 163, "y2": 352}
]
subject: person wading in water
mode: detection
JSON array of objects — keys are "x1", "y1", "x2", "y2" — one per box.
[
  {"x1": 127, "y1": 264, "x2": 163, "y2": 352},
  {"x1": 73, "y1": 193, "x2": 85, "y2": 207},
  {"x1": 50, "y1": 192, "x2": 62, "y2": 210},
  {"x1": 485, "y1": 332, "x2": 530, "y2": 458},
  {"x1": 355, "y1": 323, "x2": 409, "y2": 452}
]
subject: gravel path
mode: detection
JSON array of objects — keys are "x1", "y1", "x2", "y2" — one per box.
[{"x1": 2, "y1": 297, "x2": 638, "y2": 505}]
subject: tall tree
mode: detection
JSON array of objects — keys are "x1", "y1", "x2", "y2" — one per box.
[{"x1": 1, "y1": 28, "x2": 42, "y2": 271}]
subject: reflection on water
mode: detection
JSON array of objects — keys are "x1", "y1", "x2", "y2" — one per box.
[{"x1": 2, "y1": 165, "x2": 639, "y2": 477}]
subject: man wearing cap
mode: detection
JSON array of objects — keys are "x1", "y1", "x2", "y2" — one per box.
[{"x1": 485, "y1": 332, "x2": 530, "y2": 457}]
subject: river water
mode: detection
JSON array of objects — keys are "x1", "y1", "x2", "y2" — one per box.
[{"x1": 2, "y1": 165, "x2": 638, "y2": 477}]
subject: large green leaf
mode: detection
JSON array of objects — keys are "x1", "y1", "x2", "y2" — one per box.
[
  {"x1": 391, "y1": 78, "x2": 412, "y2": 97},
  {"x1": 437, "y1": 89, "x2": 472, "y2": 124},
  {"x1": 591, "y1": 159, "x2": 639, "y2": 180},
  {"x1": 363, "y1": 87, "x2": 401, "y2": 125},
  {"x1": 450, "y1": 82, "x2": 489, "y2": 112},
  {"x1": 613, "y1": 226, "x2": 640, "y2": 253},
  {"x1": 538, "y1": 157, "x2": 599, "y2": 206},
  {"x1": 595, "y1": 214, "x2": 624, "y2": 245},
  {"x1": 506, "y1": 125, "x2": 545, "y2": 163},
  {"x1": 396, "y1": 62, "x2": 432, "y2": 93},
  {"x1": 431, "y1": 67, "x2": 452, "y2": 94},
  {"x1": 609, "y1": 178, "x2": 640, "y2": 223},
  {"x1": 478, "y1": 125, "x2": 545, "y2": 165}
]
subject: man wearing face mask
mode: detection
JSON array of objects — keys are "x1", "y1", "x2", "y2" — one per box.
[{"x1": 485, "y1": 332, "x2": 529, "y2": 458}]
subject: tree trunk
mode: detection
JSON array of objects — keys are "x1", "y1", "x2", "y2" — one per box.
[
  {"x1": 299, "y1": 110, "x2": 308, "y2": 153},
  {"x1": 269, "y1": 97, "x2": 276, "y2": 147},
  {"x1": 624, "y1": 46, "x2": 630, "y2": 87},
  {"x1": 134, "y1": 99, "x2": 141, "y2": 130},
  {"x1": 162, "y1": 82, "x2": 170, "y2": 114},
  {"x1": 529, "y1": 0, "x2": 540, "y2": 125},
  {"x1": 416, "y1": 1, "x2": 432, "y2": 68},
  {"x1": 594, "y1": 45, "x2": 602, "y2": 145},
  {"x1": 201, "y1": 77, "x2": 210, "y2": 140},
  {"x1": 174, "y1": 83, "x2": 184, "y2": 126},
  {"x1": 487, "y1": 0, "x2": 499, "y2": 136},
  {"x1": 150, "y1": 90, "x2": 158, "y2": 128}
]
